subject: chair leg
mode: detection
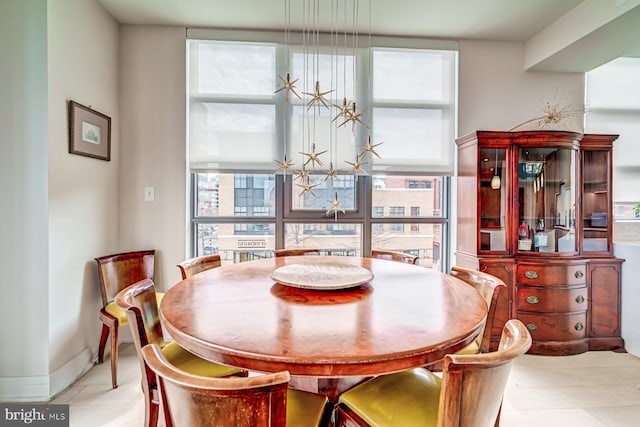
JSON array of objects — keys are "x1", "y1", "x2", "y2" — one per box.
[
  {"x1": 145, "y1": 390, "x2": 160, "y2": 427},
  {"x1": 110, "y1": 322, "x2": 119, "y2": 388},
  {"x1": 97, "y1": 323, "x2": 110, "y2": 364}
]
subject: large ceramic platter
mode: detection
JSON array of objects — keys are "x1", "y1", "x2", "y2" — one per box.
[{"x1": 271, "y1": 262, "x2": 374, "y2": 290}]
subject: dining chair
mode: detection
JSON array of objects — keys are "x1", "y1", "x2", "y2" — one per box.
[
  {"x1": 274, "y1": 248, "x2": 321, "y2": 257},
  {"x1": 177, "y1": 254, "x2": 222, "y2": 279},
  {"x1": 449, "y1": 266, "x2": 507, "y2": 354},
  {"x1": 334, "y1": 319, "x2": 532, "y2": 427},
  {"x1": 142, "y1": 343, "x2": 330, "y2": 427},
  {"x1": 95, "y1": 249, "x2": 158, "y2": 388},
  {"x1": 115, "y1": 278, "x2": 247, "y2": 427},
  {"x1": 426, "y1": 266, "x2": 507, "y2": 374},
  {"x1": 371, "y1": 249, "x2": 418, "y2": 264}
]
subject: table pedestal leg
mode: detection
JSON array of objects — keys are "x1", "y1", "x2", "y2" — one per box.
[{"x1": 290, "y1": 376, "x2": 371, "y2": 403}]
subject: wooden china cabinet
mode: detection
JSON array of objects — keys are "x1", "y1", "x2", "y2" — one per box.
[{"x1": 455, "y1": 130, "x2": 625, "y2": 355}]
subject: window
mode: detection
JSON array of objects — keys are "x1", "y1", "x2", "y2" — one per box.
[
  {"x1": 188, "y1": 34, "x2": 455, "y2": 270},
  {"x1": 586, "y1": 57, "x2": 640, "y2": 173},
  {"x1": 411, "y1": 207, "x2": 420, "y2": 232},
  {"x1": 389, "y1": 207, "x2": 405, "y2": 216}
]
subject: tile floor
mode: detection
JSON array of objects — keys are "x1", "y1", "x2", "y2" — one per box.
[{"x1": 51, "y1": 344, "x2": 640, "y2": 426}]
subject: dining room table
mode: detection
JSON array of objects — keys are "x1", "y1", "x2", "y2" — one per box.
[{"x1": 160, "y1": 255, "x2": 488, "y2": 402}]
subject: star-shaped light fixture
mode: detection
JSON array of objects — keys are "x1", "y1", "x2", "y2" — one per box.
[
  {"x1": 325, "y1": 192, "x2": 346, "y2": 221},
  {"x1": 274, "y1": 154, "x2": 294, "y2": 181},
  {"x1": 300, "y1": 143, "x2": 327, "y2": 170},
  {"x1": 293, "y1": 166, "x2": 310, "y2": 183},
  {"x1": 303, "y1": 81, "x2": 333, "y2": 110},
  {"x1": 345, "y1": 154, "x2": 368, "y2": 176},
  {"x1": 332, "y1": 98, "x2": 352, "y2": 123},
  {"x1": 324, "y1": 162, "x2": 339, "y2": 182},
  {"x1": 274, "y1": 73, "x2": 301, "y2": 103},
  {"x1": 359, "y1": 136, "x2": 383, "y2": 163},
  {"x1": 339, "y1": 102, "x2": 369, "y2": 132},
  {"x1": 296, "y1": 181, "x2": 320, "y2": 198}
]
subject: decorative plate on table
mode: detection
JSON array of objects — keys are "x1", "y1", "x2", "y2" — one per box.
[{"x1": 271, "y1": 262, "x2": 374, "y2": 290}]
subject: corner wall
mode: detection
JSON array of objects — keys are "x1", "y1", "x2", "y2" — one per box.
[
  {"x1": 0, "y1": 0, "x2": 50, "y2": 400},
  {"x1": 47, "y1": 0, "x2": 121, "y2": 398}
]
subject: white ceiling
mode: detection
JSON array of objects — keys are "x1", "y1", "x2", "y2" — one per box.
[
  {"x1": 97, "y1": 0, "x2": 583, "y2": 41},
  {"x1": 97, "y1": 0, "x2": 640, "y2": 71}
]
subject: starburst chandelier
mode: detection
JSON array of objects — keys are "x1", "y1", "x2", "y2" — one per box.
[{"x1": 273, "y1": 0, "x2": 382, "y2": 220}]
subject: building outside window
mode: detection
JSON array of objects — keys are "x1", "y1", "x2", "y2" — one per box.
[{"x1": 187, "y1": 34, "x2": 456, "y2": 270}]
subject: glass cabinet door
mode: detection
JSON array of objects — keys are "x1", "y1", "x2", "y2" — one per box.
[
  {"x1": 582, "y1": 150, "x2": 609, "y2": 253},
  {"x1": 516, "y1": 147, "x2": 577, "y2": 253},
  {"x1": 479, "y1": 147, "x2": 507, "y2": 252}
]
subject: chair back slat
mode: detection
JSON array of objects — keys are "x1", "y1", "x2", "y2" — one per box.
[
  {"x1": 142, "y1": 343, "x2": 289, "y2": 427},
  {"x1": 177, "y1": 254, "x2": 222, "y2": 279},
  {"x1": 274, "y1": 248, "x2": 321, "y2": 257},
  {"x1": 450, "y1": 266, "x2": 507, "y2": 353},
  {"x1": 115, "y1": 278, "x2": 165, "y2": 349},
  {"x1": 371, "y1": 250, "x2": 418, "y2": 264},
  {"x1": 95, "y1": 250, "x2": 155, "y2": 306}
]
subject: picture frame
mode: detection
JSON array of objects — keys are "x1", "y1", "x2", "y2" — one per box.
[{"x1": 68, "y1": 100, "x2": 111, "y2": 161}]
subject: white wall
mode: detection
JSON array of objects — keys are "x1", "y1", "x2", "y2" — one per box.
[
  {"x1": 458, "y1": 40, "x2": 584, "y2": 136},
  {"x1": 119, "y1": 25, "x2": 188, "y2": 289},
  {"x1": 47, "y1": 0, "x2": 120, "y2": 396},
  {"x1": 0, "y1": 0, "x2": 50, "y2": 399},
  {"x1": 0, "y1": 0, "x2": 120, "y2": 401}
]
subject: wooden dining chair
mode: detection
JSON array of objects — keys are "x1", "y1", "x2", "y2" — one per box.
[
  {"x1": 177, "y1": 254, "x2": 222, "y2": 279},
  {"x1": 449, "y1": 266, "x2": 507, "y2": 354},
  {"x1": 371, "y1": 249, "x2": 418, "y2": 264},
  {"x1": 115, "y1": 278, "x2": 246, "y2": 427},
  {"x1": 95, "y1": 250, "x2": 158, "y2": 388},
  {"x1": 426, "y1": 266, "x2": 507, "y2": 374},
  {"x1": 274, "y1": 248, "x2": 321, "y2": 257},
  {"x1": 142, "y1": 343, "x2": 330, "y2": 427},
  {"x1": 335, "y1": 319, "x2": 532, "y2": 427}
]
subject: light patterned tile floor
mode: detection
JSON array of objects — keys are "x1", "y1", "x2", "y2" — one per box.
[{"x1": 56, "y1": 344, "x2": 640, "y2": 426}]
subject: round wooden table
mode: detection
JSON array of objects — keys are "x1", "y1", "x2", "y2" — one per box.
[{"x1": 160, "y1": 256, "x2": 487, "y2": 400}]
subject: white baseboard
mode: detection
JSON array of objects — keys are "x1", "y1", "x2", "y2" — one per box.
[{"x1": 0, "y1": 348, "x2": 94, "y2": 402}]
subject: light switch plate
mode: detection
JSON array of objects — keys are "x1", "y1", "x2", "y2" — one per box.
[{"x1": 144, "y1": 186, "x2": 155, "y2": 202}]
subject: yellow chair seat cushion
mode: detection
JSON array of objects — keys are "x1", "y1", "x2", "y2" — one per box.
[
  {"x1": 457, "y1": 339, "x2": 480, "y2": 355},
  {"x1": 161, "y1": 341, "x2": 243, "y2": 378},
  {"x1": 104, "y1": 292, "x2": 165, "y2": 326},
  {"x1": 286, "y1": 388, "x2": 328, "y2": 427},
  {"x1": 338, "y1": 368, "x2": 442, "y2": 427}
]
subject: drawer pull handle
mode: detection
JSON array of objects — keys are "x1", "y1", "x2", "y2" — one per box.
[
  {"x1": 575, "y1": 322, "x2": 584, "y2": 331},
  {"x1": 575, "y1": 270, "x2": 584, "y2": 279},
  {"x1": 525, "y1": 270, "x2": 539, "y2": 279},
  {"x1": 526, "y1": 323, "x2": 538, "y2": 332},
  {"x1": 575, "y1": 295, "x2": 585, "y2": 304},
  {"x1": 526, "y1": 295, "x2": 539, "y2": 304}
]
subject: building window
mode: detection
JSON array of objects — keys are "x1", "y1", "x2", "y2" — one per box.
[
  {"x1": 408, "y1": 180, "x2": 432, "y2": 189},
  {"x1": 389, "y1": 206, "x2": 405, "y2": 217}
]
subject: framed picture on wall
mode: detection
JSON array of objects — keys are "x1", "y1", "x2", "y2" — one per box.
[{"x1": 68, "y1": 100, "x2": 111, "y2": 161}]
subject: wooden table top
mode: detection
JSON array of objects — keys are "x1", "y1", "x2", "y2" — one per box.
[{"x1": 160, "y1": 256, "x2": 487, "y2": 377}]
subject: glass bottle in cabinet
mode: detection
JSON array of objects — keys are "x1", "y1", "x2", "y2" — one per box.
[
  {"x1": 516, "y1": 146, "x2": 577, "y2": 253},
  {"x1": 479, "y1": 147, "x2": 507, "y2": 251}
]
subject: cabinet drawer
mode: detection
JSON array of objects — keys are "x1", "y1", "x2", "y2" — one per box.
[
  {"x1": 517, "y1": 312, "x2": 587, "y2": 341},
  {"x1": 516, "y1": 286, "x2": 588, "y2": 313},
  {"x1": 516, "y1": 264, "x2": 586, "y2": 286}
]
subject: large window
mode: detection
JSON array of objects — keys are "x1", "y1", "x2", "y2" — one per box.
[
  {"x1": 188, "y1": 33, "x2": 456, "y2": 270},
  {"x1": 586, "y1": 57, "x2": 640, "y2": 205}
]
